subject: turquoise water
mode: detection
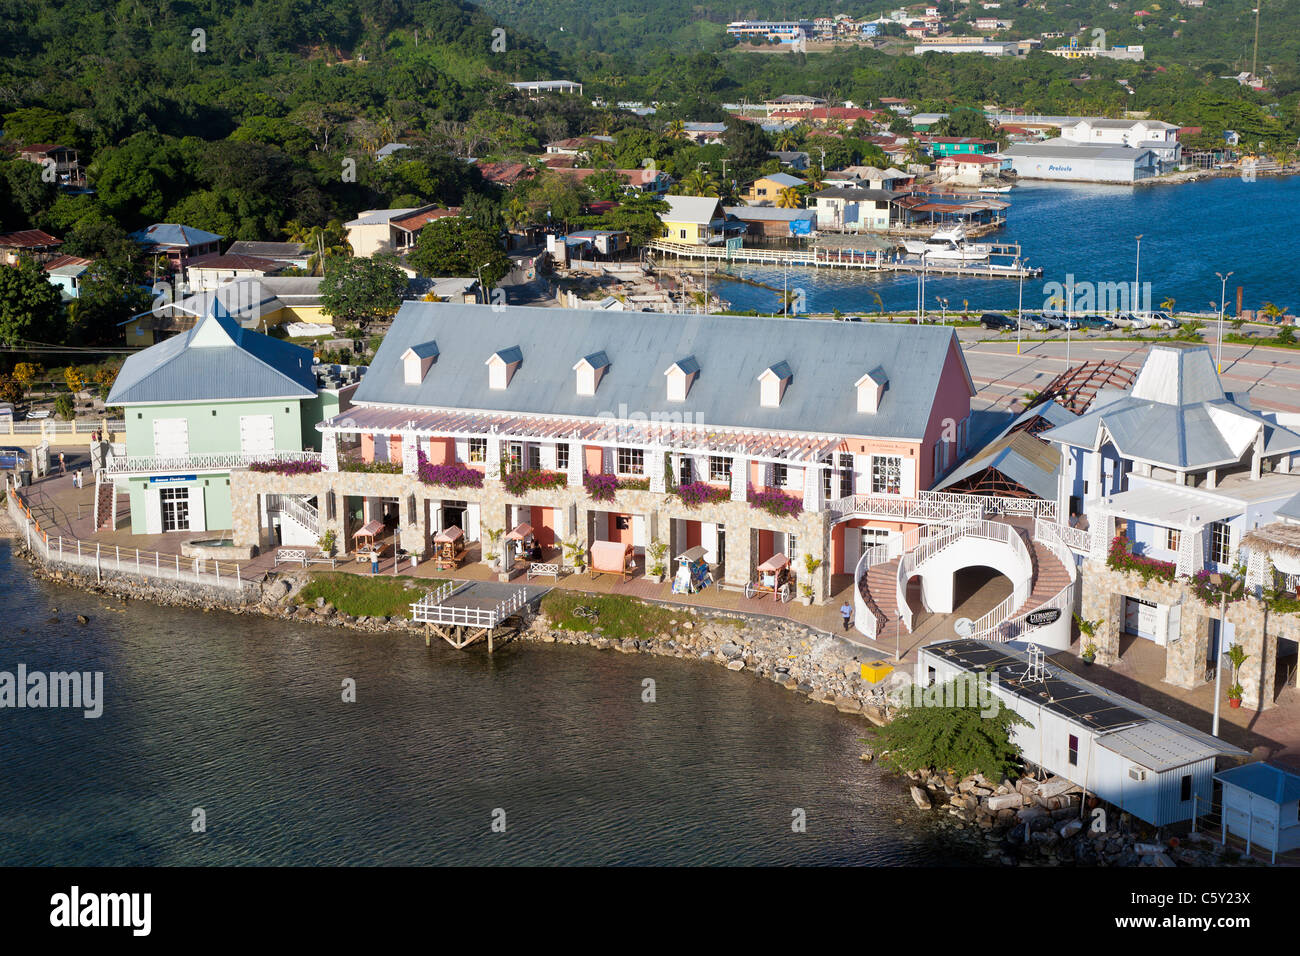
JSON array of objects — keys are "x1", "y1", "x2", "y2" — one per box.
[
  {"x1": 714, "y1": 176, "x2": 1299, "y2": 316},
  {"x1": 0, "y1": 541, "x2": 966, "y2": 866}
]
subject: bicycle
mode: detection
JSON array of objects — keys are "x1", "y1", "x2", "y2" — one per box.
[{"x1": 573, "y1": 605, "x2": 600, "y2": 622}]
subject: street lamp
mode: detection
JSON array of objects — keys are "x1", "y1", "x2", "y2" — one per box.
[
  {"x1": 918, "y1": 251, "x2": 929, "y2": 322},
  {"x1": 936, "y1": 296, "x2": 948, "y2": 325},
  {"x1": 476, "y1": 261, "x2": 491, "y2": 303},
  {"x1": 1017, "y1": 260, "x2": 1025, "y2": 356},
  {"x1": 1133, "y1": 234, "x2": 1144, "y2": 315},
  {"x1": 1215, "y1": 270, "x2": 1234, "y2": 372}
]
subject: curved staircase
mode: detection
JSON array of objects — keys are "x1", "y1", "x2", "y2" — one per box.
[{"x1": 855, "y1": 515, "x2": 1077, "y2": 646}]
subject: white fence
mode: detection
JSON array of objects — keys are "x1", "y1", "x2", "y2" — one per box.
[
  {"x1": 107, "y1": 449, "x2": 323, "y2": 475},
  {"x1": 409, "y1": 584, "x2": 529, "y2": 628},
  {"x1": 7, "y1": 481, "x2": 250, "y2": 593},
  {"x1": 830, "y1": 490, "x2": 1055, "y2": 524}
]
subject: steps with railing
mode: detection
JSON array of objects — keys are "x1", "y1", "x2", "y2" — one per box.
[{"x1": 265, "y1": 494, "x2": 320, "y2": 537}]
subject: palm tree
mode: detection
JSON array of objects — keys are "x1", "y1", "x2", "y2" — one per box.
[
  {"x1": 504, "y1": 197, "x2": 531, "y2": 233},
  {"x1": 776, "y1": 186, "x2": 802, "y2": 209},
  {"x1": 664, "y1": 119, "x2": 688, "y2": 142},
  {"x1": 285, "y1": 220, "x2": 351, "y2": 276},
  {"x1": 805, "y1": 166, "x2": 825, "y2": 191},
  {"x1": 676, "y1": 168, "x2": 720, "y2": 197},
  {"x1": 1161, "y1": 297, "x2": 1176, "y2": 313},
  {"x1": 774, "y1": 128, "x2": 800, "y2": 152},
  {"x1": 1262, "y1": 302, "x2": 1284, "y2": 324},
  {"x1": 870, "y1": 290, "x2": 885, "y2": 320},
  {"x1": 777, "y1": 288, "x2": 800, "y2": 316}
]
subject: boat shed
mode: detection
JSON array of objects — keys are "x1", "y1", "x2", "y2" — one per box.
[{"x1": 918, "y1": 639, "x2": 1248, "y2": 825}]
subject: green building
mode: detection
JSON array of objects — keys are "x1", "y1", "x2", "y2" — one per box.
[{"x1": 105, "y1": 303, "x2": 345, "y2": 536}]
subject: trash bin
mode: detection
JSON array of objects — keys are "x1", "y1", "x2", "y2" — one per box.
[{"x1": 17, "y1": 469, "x2": 31, "y2": 487}]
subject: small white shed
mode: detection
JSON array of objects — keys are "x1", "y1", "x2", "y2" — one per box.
[{"x1": 1214, "y1": 762, "x2": 1300, "y2": 863}]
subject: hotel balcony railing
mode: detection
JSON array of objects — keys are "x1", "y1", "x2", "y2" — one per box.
[{"x1": 106, "y1": 449, "x2": 323, "y2": 475}]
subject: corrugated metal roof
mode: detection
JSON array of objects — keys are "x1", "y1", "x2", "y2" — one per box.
[
  {"x1": 107, "y1": 303, "x2": 318, "y2": 405},
  {"x1": 349, "y1": 303, "x2": 972, "y2": 442},
  {"x1": 1098, "y1": 722, "x2": 1224, "y2": 773},
  {"x1": 129, "y1": 223, "x2": 222, "y2": 249}
]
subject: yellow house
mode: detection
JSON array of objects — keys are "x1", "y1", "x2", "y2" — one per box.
[
  {"x1": 122, "y1": 277, "x2": 334, "y2": 345},
  {"x1": 743, "y1": 172, "x2": 806, "y2": 203},
  {"x1": 658, "y1": 195, "x2": 729, "y2": 245}
]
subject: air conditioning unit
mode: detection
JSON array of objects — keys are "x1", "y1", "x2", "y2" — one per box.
[{"x1": 1128, "y1": 767, "x2": 1147, "y2": 781}]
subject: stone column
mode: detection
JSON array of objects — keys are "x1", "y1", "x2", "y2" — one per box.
[{"x1": 725, "y1": 523, "x2": 752, "y2": 587}]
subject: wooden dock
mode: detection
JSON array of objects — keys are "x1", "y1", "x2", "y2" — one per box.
[
  {"x1": 645, "y1": 240, "x2": 1041, "y2": 279},
  {"x1": 410, "y1": 581, "x2": 539, "y2": 652}
]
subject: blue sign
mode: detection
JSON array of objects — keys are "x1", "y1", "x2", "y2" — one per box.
[
  {"x1": 149, "y1": 475, "x2": 196, "y2": 484},
  {"x1": 788, "y1": 218, "x2": 813, "y2": 236}
]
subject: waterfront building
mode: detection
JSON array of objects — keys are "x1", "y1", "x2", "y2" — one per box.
[
  {"x1": 743, "y1": 172, "x2": 807, "y2": 203},
  {"x1": 1002, "y1": 142, "x2": 1161, "y2": 183},
  {"x1": 104, "y1": 303, "x2": 358, "y2": 538},
  {"x1": 920, "y1": 640, "x2": 1247, "y2": 826},
  {"x1": 1042, "y1": 343, "x2": 1300, "y2": 707},
  {"x1": 1214, "y1": 762, "x2": 1300, "y2": 862},
  {"x1": 229, "y1": 303, "x2": 978, "y2": 602},
  {"x1": 657, "y1": 196, "x2": 739, "y2": 245},
  {"x1": 1059, "y1": 118, "x2": 1181, "y2": 168},
  {"x1": 808, "y1": 187, "x2": 897, "y2": 232}
]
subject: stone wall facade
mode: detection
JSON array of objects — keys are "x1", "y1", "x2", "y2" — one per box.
[
  {"x1": 231, "y1": 470, "x2": 835, "y2": 603},
  {"x1": 1079, "y1": 559, "x2": 1300, "y2": 710}
]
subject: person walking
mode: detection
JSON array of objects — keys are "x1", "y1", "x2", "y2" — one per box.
[
  {"x1": 59, "y1": 452, "x2": 66, "y2": 474},
  {"x1": 840, "y1": 601, "x2": 853, "y2": 631}
]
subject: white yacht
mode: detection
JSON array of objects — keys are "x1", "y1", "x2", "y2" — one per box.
[{"x1": 902, "y1": 224, "x2": 992, "y2": 262}]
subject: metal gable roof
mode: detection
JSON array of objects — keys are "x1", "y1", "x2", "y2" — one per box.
[
  {"x1": 350, "y1": 303, "x2": 968, "y2": 442},
  {"x1": 107, "y1": 303, "x2": 318, "y2": 406},
  {"x1": 1041, "y1": 345, "x2": 1300, "y2": 470}
]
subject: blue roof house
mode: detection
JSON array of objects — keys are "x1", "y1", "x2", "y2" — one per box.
[{"x1": 104, "y1": 303, "x2": 344, "y2": 540}]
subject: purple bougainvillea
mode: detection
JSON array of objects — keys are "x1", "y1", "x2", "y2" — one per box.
[
  {"x1": 416, "y1": 449, "x2": 484, "y2": 489},
  {"x1": 673, "y1": 481, "x2": 730, "y2": 509},
  {"x1": 502, "y1": 468, "x2": 567, "y2": 497},
  {"x1": 583, "y1": 471, "x2": 619, "y2": 502},
  {"x1": 747, "y1": 483, "x2": 802, "y2": 518}
]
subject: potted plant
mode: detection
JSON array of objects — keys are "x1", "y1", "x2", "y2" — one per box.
[
  {"x1": 801, "y1": 553, "x2": 822, "y2": 606},
  {"x1": 647, "y1": 540, "x2": 668, "y2": 584},
  {"x1": 562, "y1": 537, "x2": 587, "y2": 574},
  {"x1": 1074, "y1": 614, "x2": 1101, "y2": 663},
  {"x1": 1225, "y1": 643, "x2": 1248, "y2": 708},
  {"x1": 410, "y1": 548, "x2": 422, "y2": 570},
  {"x1": 483, "y1": 526, "x2": 505, "y2": 573},
  {"x1": 799, "y1": 583, "x2": 814, "y2": 606},
  {"x1": 317, "y1": 529, "x2": 337, "y2": 557}
]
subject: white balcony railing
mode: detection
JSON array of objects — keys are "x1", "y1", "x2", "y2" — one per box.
[
  {"x1": 828, "y1": 489, "x2": 1056, "y2": 524},
  {"x1": 106, "y1": 449, "x2": 323, "y2": 475}
]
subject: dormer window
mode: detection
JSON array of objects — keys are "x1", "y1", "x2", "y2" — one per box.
[
  {"x1": 486, "y1": 346, "x2": 522, "y2": 390},
  {"x1": 402, "y1": 341, "x2": 438, "y2": 385},
  {"x1": 665, "y1": 356, "x2": 699, "y2": 402},
  {"x1": 573, "y1": 351, "x2": 610, "y2": 397},
  {"x1": 757, "y1": 362, "x2": 792, "y2": 409},
  {"x1": 855, "y1": 368, "x2": 887, "y2": 413}
]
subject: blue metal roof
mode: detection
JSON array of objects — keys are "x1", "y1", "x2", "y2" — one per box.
[
  {"x1": 1216, "y1": 762, "x2": 1300, "y2": 804},
  {"x1": 349, "y1": 303, "x2": 972, "y2": 442},
  {"x1": 129, "y1": 223, "x2": 223, "y2": 250},
  {"x1": 107, "y1": 302, "x2": 318, "y2": 405}
]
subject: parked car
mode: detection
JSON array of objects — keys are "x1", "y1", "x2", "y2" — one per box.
[
  {"x1": 979, "y1": 312, "x2": 1017, "y2": 331},
  {"x1": 0, "y1": 446, "x2": 28, "y2": 470},
  {"x1": 1018, "y1": 313, "x2": 1049, "y2": 332},
  {"x1": 1041, "y1": 312, "x2": 1080, "y2": 331},
  {"x1": 1114, "y1": 312, "x2": 1149, "y2": 329},
  {"x1": 1076, "y1": 315, "x2": 1117, "y2": 331},
  {"x1": 1147, "y1": 311, "x2": 1180, "y2": 329}
]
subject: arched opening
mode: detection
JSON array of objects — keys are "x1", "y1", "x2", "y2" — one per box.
[{"x1": 952, "y1": 565, "x2": 1015, "y2": 620}]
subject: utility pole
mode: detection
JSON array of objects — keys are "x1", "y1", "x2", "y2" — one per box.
[
  {"x1": 1216, "y1": 270, "x2": 1234, "y2": 373},
  {"x1": 1252, "y1": 0, "x2": 1262, "y2": 82}
]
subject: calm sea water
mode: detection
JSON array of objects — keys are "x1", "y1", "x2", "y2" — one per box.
[
  {"x1": 715, "y1": 175, "x2": 1299, "y2": 315},
  {"x1": 0, "y1": 541, "x2": 968, "y2": 866}
]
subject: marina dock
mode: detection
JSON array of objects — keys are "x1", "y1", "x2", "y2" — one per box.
[{"x1": 645, "y1": 239, "x2": 1042, "y2": 279}]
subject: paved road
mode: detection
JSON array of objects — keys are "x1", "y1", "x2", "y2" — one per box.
[{"x1": 958, "y1": 330, "x2": 1300, "y2": 418}]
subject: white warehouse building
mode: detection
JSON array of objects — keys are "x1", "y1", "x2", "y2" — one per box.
[{"x1": 1003, "y1": 142, "x2": 1160, "y2": 183}]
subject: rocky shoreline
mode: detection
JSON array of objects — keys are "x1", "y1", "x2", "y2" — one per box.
[
  {"x1": 7, "y1": 540, "x2": 1255, "y2": 866},
  {"x1": 894, "y1": 766, "x2": 1248, "y2": 867}
]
